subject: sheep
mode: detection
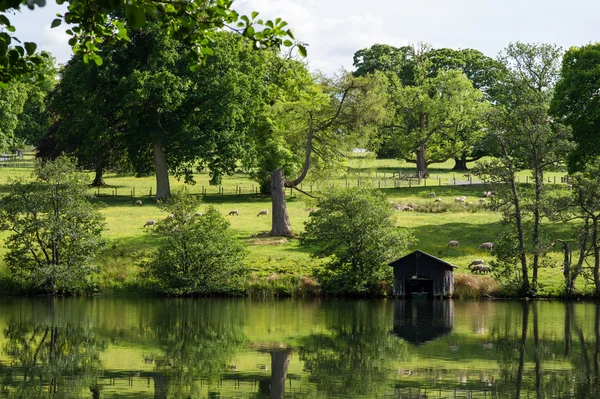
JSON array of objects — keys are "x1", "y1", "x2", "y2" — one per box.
[
  {"x1": 467, "y1": 201, "x2": 473, "y2": 205},
  {"x1": 257, "y1": 209, "x2": 269, "y2": 217},
  {"x1": 469, "y1": 259, "x2": 485, "y2": 267},
  {"x1": 143, "y1": 220, "x2": 156, "y2": 228},
  {"x1": 434, "y1": 198, "x2": 442, "y2": 202},
  {"x1": 455, "y1": 197, "x2": 465, "y2": 203},
  {"x1": 402, "y1": 206, "x2": 414, "y2": 212},
  {"x1": 228, "y1": 210, "x2": 239, "y2": 216},
  {"x1": 427, "y1": 192, "x2": 436, "y2": 198},
  {"x1": 135, "y1": 200, "x2": 142, "y2": 206},
  {"x1": 447, "y1": 240, "x2": 459, "y2": 248},
  {"x1": 471, "y1": 264, "x2": 492, "y2": 274},
  {"x1": 478, "y1": 242, "x2": 494, "y2": 250},
  {"x1": 193, "y1": 212, "x2": 203, "y2": 217}
]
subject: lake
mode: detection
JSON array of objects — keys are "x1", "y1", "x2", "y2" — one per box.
[{"x1": 0, "y1": 298, "x2": 595, "y2": 398}]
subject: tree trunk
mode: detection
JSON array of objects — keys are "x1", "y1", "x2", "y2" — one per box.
[
  {"x1": 509, "y1": 176, "x2": 529, "y2": 295},
  {"x1": 416, "y1": 143, "x2": 428, "y2": 178},
  {"x1": 270, "y1": 168, "x2": 294, "y2": 238},
  {"x1": 452, "y1": 158, "x2": 469, "y2": 171},
  {"x1": 594, "y1": 218, "x2": 600, "y2": 297},
  {"x1": 565, "y1": 302, "x2": 572, "y2": 357},
  {"x1": 533, "y1": 303, "x2": 542, "y2": 399},
  {"x1": 90, "y1": 166, "x2": 106, "y2": 187},
  {"x1": 270, "y1": 350, "x2": 292, "y2": 399},
  {"x1": 152, "y1": 137, "x2": 171, "y2": 201},
  {"x1": 515, "y1": 302, "x2": 529, "y2": 399},
  {"x1": 532, "y1": 187, "x2": 541, "y2": 294}
]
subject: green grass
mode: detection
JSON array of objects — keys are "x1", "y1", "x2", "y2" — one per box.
[{"x1": 0, "y1": 154, "x2": 580, "y2": 296}]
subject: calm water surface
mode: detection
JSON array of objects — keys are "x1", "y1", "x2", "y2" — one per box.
[{"x1": 0, "y1": 298, "x2": 596, "y2": 398}]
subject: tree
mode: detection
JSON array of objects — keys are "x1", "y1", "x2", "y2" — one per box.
[
  {"x1": 0, "y1": 0, "x2": 298, "y2": 84},
  {"x1": 475, "y1": 42, "x2": 571, "y2": 296},
  {"x1": 48, "y1": 27, "x2": 274, "y2": 198},
  {"x1": 389, "y1": 65, "x2": 488, "y2": 177},
  {"x1": 300, "y1": 188, "x2": 415, "y2": 295},
  {"x1": 145, "y1": 192, "x2": 246, "y2": 295},
  {"x1": 0, "y1": 156, "x2": 106, "y2": 294},
  {"x1": 550, "y1": 43, "x2": 600, "y2": 172},
  {"x1": 426, "y1": 48, "x2": 506, "y2": 170},
  {"x1": 267, "y1": 72, "x2": 390, "y2": 237}
]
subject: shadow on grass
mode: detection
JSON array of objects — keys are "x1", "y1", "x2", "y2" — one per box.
[{"x1": 409, "y1": 220, "x2": 582, "y2": 264}]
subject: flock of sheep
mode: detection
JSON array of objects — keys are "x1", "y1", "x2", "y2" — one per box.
[
  {"x1": 447, "y1": 240, "x2": 494, "y2": 273},
  {"x1": 134, "y1": 200, "x2": 270, "y2": 229}
]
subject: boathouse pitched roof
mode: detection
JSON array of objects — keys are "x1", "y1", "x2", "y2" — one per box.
[{"x1": 388, "y1": 250, "x2": 458, "y2": 269}]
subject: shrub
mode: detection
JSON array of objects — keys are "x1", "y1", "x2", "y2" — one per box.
[
  {"x1": 144, "y1": 192, "x2": 247, "y2": 295},
  {"x1": 0, "y1": 156, "x2": 105, "y2": 294},
  {"x1": 301, "y1": 188, "x2": 416, "y2": 296}
]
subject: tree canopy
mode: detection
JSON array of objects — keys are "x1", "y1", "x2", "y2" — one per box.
[
  {"x1": 550, "y1": 42, "x2": 600, "y2": 172},
  {"x1": 0, "y1": 0, "x2": 299, "y2": 84}
]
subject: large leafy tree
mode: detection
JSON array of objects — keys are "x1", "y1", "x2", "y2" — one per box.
[
  {"x1": 353, "y1": 44, "x2": 493, "y2": 173},
  {"x1": 550, "y1": 43, "x2": 600, "y2": 172},
  {"x1": 0, "y1": 156, "x2": 105, "y2": 294},
  {"x1": 389, "y1": 64, "x2": 488, "y2": 177},
  {"x1": 48, "y1": 27, "x2": 274, "y2": 198},
  {"x1": 267, "y1": 71, "x2": 390, "y2": 237},
  {"x1": 301, "y1": 188, "x2": 415, "y2": 295},
  {"x1": 0, "y1": 0, "x2": 298, "y2": 84}
]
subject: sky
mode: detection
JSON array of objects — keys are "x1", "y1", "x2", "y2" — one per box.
[{"x1": 5, "y1": 0, "x2": 600, "y2": 74}]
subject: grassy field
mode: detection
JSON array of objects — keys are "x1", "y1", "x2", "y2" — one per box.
[{"x1": 0, "y1": 154, "x2": 579, "y2": 296}]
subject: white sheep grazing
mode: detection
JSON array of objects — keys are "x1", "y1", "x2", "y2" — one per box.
[
  {"x1": 143, "y1": 220, "x2": 156, "y2": 228},
  {"x1": 460, "y1": 196, "x2": 467, "y2": 201},
  {"x1": 135, "y1": 200, "x2": 142, "y2": 206},
  {"x1": 447, "y1": 240, "x2": 459, "y2": 248},
  {"x1": 434, "y1": 198, "x2": 442, "y2": 202},
  {"x1": 427, "y1": 192, "x2": 436, "y2": 198},
  {"x1": 469, "y1": 259, "x2": 485, "y2": 266},
  {"x1": 257, "y1": 209, "x2": 269, "y2": 217},
  {"x1": 228, "y1": 210, "x2": 239, "y2": 216},
  {"x1": 478, "y1": 242, "x2": 494, "y2": 250},
  {"x1": 194, "y1": 212, "x2": 203, "y2": 217},
  {"x1": 455, "y1": 197, "x2": 465, "y2": 203}
]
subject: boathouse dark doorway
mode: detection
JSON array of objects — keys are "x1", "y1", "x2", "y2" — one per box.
[{"x1": 405, "y1": 277, "x2": 433, "y2": 297}]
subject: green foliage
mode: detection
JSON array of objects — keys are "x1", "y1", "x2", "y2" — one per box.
[
  {"x1": 145, "y1": 192, "x2": 247, "y2": 295},
  {"x1": 301, "y1": 188, "x2": 415, "y2": 295},
  {"x1": 0, "y1": 0, "x2": 297, "y2": 83},
  {"x1": 0, "y1": 156, "x2": 106, "y2": 294},
  {"x1": 550, "y1": 43, "x2": 600, "y2": 172}
]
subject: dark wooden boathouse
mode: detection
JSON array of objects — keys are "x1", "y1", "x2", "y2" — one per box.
[{"x1": 388, "y1": 250, "x2": 457, "y2": 297}]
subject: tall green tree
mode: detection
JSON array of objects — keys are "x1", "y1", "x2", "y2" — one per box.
[
  {"x1": 550, "y1": 43, "x2": 600, "y2": 172},
  {"x1": 0, "y1": 156, "x2": 105, "y2": 294},
  {"x1": 476, "y1": 42, "x2": 571, "y2": 296}
]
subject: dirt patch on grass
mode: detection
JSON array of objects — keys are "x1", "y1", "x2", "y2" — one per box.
[{"x1": 246, "y1": 237, "x2": 289, "y2": 246}]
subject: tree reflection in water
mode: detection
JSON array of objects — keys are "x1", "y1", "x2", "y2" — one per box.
[
  {"x1": 0, "y1": 319, "x2": 105, "y2": 398},
  {"x1": 298, "y1": 301, "x2": 409, "y2": 398}
]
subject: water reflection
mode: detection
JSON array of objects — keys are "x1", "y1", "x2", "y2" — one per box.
[
  {"x1": 392, "y1": 299, "x2": 454, "y2": 345},
  {"x1": 0, "y1": 299, "x2": 598, "y2": 397}
]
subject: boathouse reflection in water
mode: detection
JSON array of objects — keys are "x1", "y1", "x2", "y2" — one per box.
[{"x1": 392, "y1": 299, "x2": 454, "y2": 345}]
